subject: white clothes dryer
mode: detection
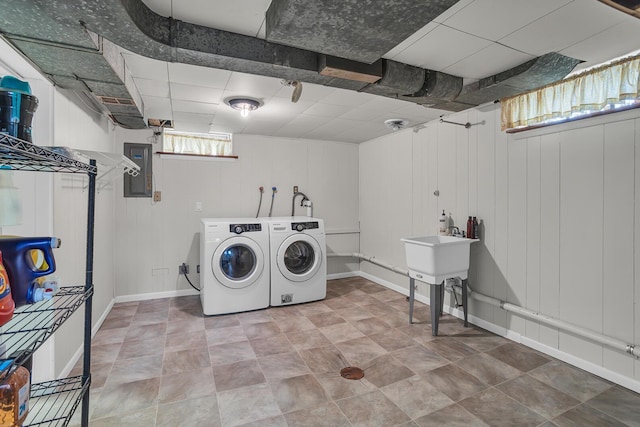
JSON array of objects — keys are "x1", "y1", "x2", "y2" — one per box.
[
  {"x1": 200, "y1": 218, "x2": 270, "y2": 315},
  {"x1": 268, "y1": 216, "x2": 327, "y2": 306}
]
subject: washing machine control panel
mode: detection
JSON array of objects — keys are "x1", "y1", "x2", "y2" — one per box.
[
  {"x1": 230, "y1": 223, "x2": 262, "y2": 234},
  {"x1": 292, "y1": 221, "x2": 319, "y2": 232}
]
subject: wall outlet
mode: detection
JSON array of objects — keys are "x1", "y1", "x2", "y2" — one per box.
[
  {"x1": 153, "y1": 191, "x2": 161, "y2": 202},
  {"x1": 293, "y1": 185, "x2": 298, "y2": 193},
  {"x1": 195, "y1": 201, "x2": 202, "y2": 211},
  {"x1": 179, "y1": 263, "x2": 189, "y2": 274}
]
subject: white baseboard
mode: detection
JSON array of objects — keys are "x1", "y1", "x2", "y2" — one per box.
[
  {"x1": 327, "y1": 271, "x2": 359, "y2": 280},
  {"x1": 354, "y1": 270, "x2": 640, "y2": 394},
  {"x1": 59, "y1": 298, "x2": 115, "y2": 379},
  {"x1": 114, "y1": 288, "x2": 199, "y2": 303}
]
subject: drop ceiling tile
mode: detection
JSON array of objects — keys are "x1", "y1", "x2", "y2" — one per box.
[
  {"x1": 273, "y1": 115, "x2": 329, "y2": 138},
  {"x1": 302, "y1": 103, "x2": 352, "y2": 118},
  {"x1": 383, "y1": 22, "x2": 440, "y2": 61},
  {"x1": 141, "y1": 0, "x2": 172, "y2": 17},
  {"x1": 273, "y1": 82, "x2": 333, "y2": 103},
  {"x1": 560, "y1": 18, "x2": 640, "y2": 71},
  {"x1": 170, "y1": 0, "x2": 270, "y2": 37},
  {"x1": 172, "y1": 99, "x2": 218, "y2": 114},
  {"x1": 431, "y1": 0, "x2": 475, "y2": 23},
  {"x1": 142, "y1": 96, "x2": 173, "y2": 120},
  {"x1": 170, "y1": 83, "x2": 223, "y2": 104},
  {"x1": 258, "y1": 97, "x2": 315, "y2": 118},
  {"x1": 303, "y1": 118, "x2": 358, "y2": 139},
  {"x1": 443, "y1": 43, "x2": 536, "y2": 80},
  {"x1": 318, "y1": 89, "x2": 376, "y2": 107},
  {"x1": 336, "y1": 122, "x2": 392, "y2": 143},
  {"x1": 225, "y1": 72, "x2": 289, "y2": 98},
  {"x1": 121, "y1": 53, "x2": 168, "y2": 81},
  {"x1": 499, "y1": 0, "x2": 628, "y2": 56},
  {"x1": 168, "y1": 63, "x2": 232, "y2": 88},
  {"x1": 172, "y1": 111, "x2": 214, "y2": 124},
  {"x1": 134, "y1": 78, "x2": 170, "y2": 97},
  {"x1": 442, "y1": 0, "x2": 573, "y2": 41},
  {"x1": 173, "y1": 121, "x2": 212, "y2": 134},
  {"x1": 241, "y1": 119, "x2": 286, "y2": 136},
  {"x1": 392, "y1": 25, "x2": 493, "y2": 72}
]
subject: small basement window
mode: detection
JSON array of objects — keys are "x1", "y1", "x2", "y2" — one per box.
[
  {"x1": 159, "y1": 130, "x2": 236, "y2": 158},
  {"x1": 501, "y1": 53, "x2": 640, "y2": 133}
]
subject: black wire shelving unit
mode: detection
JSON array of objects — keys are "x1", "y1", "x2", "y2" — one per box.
[{"x1": 0, "y1": 133, "x2": 96, "y2": 427}]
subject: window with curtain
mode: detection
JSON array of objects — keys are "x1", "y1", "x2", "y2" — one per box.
[
  {"x1": 162, "y1": 130, "x2": 233, "y2": 156},
  {"x1": 501, "y1": 53, "x2": 640, "y2": 131}
]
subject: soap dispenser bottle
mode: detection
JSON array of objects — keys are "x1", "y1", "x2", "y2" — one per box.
[{"x1": 439, "y1": 210, "x2": 447, "y2": 235}]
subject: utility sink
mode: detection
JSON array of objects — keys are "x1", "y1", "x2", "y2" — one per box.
[
  {"x1": 400, "y1": 235, "x2": 478, "y2": 336},
  {"x1": 401, "y1": 235, "x2": 477, "y2": 284}
]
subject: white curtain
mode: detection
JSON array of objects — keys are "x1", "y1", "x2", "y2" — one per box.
[
  {"x1": 501, "y1": 54, "x2": 640, "y2": 131},
  {"x1": 162, "y1": 131, "x2": 232, "y2": 156}
]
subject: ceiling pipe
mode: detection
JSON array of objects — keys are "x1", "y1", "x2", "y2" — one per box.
[{"x1": 0, "y1": 0, "x2": 582, "y2": 129}]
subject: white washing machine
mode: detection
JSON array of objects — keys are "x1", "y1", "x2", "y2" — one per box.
[
  {"x1": 200, "y1": 218, "x2": 270, "y2": 315},
  {"x1": 268, "y1": 216, "x2": 327, "y2": 306}
]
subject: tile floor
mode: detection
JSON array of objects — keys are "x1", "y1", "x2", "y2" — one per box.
[{"x1": 71, "y1": 277, "x2": 640, "y2": 426}]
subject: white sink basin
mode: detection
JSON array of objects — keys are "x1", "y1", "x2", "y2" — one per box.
[{"x1": 401, "y1": 235, "x2": 477, "y2": 284}]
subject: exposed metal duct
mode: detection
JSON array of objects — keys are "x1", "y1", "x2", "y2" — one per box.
[
  {"x1": 265, "y1": 0, "x2": 459, "y2": 64},
  {"x1": 0, "y1": 1, "x2": 582, "y2": 130}
]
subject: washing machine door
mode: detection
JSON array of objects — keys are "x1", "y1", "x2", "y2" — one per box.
[
  {"x1": 276, "y1": 233, "x2": 322, "y2": 282},
  {"x1": 212, "y1": 236, "x2": 264, "y2": 289}
]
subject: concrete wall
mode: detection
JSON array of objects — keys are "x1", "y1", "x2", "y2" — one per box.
[
  {"x1": 359, "y1": 104, "x2": 640, "y2": 391},
  {"x1": 114, "y1": 130, "x2": 360, "y2": 298}
]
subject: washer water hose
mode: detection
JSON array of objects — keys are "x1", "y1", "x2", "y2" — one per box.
[
  {"x1": 255, "y1": 186, "x2": 264, "y2": 218},
  {"x1": 268, "y1": 186, "x2": 277, "y2": 217}
]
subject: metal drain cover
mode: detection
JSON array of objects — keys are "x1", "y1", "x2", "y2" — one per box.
[{"x1": 340, "y1": 366, "x2": 364, "y2": 380}]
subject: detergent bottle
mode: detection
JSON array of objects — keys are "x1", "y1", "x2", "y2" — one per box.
[
  {"x1": 0, "y1": 237, "x2": 60, "y2": 308},
  {"x1": 0, "y1": 251, "x2": 15, "y2": 327}
]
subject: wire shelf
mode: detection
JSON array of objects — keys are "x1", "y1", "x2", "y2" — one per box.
[
  {"x1": 0, "y1": 134, "x2": 97, "y2": 174},
  {"x1": 0, "y1": 286, "x2": 92, "y2": 378},
  {"x1": 25, "y1": 376, "x2": 89, "y2": 427}
]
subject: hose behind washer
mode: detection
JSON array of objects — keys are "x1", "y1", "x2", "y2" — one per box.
[
  {"x1": 256, "y1": 186, "x2": 264, "y2": 218},
  {"x1": 268, "y1": 186, "x2": 277, "y2": 217}
]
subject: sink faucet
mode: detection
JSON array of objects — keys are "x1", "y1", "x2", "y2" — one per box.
[
  {"x1": 450, "y1": 226, "x2": 464, "y2": 237},
  {"x1": 292, "y1": 191, "x2": 309, "y2": 216}
]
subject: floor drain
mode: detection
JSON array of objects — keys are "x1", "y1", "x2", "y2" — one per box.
[{"x1": 340, "y1": 366, "x2": 364, "y2": 380}]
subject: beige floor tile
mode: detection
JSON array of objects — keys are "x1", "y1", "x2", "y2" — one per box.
[
  {"x1": 242, "y1": 321, "x2": 281, "y2": 340},
  {"x1": 88, "y1": 405, "x2": 157, "y2": 427},
  {"x1": 284, "y1": 401, "x2": 351, "y2": 427},
  {"x1": 382, "y1": 375, "x2": 454, "y2": 419},
  {"x1": 368, "y1": 329, "x2": 416, "y2": 351},
  {"x1": 206, "y1": 325, "x2": 248, "y2": 346},
  {"x1": 336, "y1": 390, "x2": 410, "y2": 427},
  {"x1": 217, "y1": 383, "x2": 281, "y2": 427},
  {"x1": 361, "y1": 354, "x2": 415, "y2": 388},
  {"x1": 156, "y1": 394, "x2": 221, "y2": 426},
  {"x1": 298, "y1": 345, "x2": 350, "y2": 374},
  {"x1": 209, "y1": 340, "x2": 256, "y2": 365},
  {"x1": 497, "y1": 374, "x2": 580, "y2": 419},
  {"x1": 117, "y1": 335, "x2": 165, "y2": 360},
  {"x1": 124, "y1": 322, "x2": 167, "y2": 342},
  {"x1": 456, "y1": 352, "x2": 522, "y2": 386},
  {"x1": 167, "y1": 316, "x2": 206, "y2": 335},
  {"x1": 414, "y1": 403, "x2": 488, "y2": 427},
  {"x1": 486, "y1": 342, "x2": 551, "y2": 372},
  {"x1": 258, "y1": 351, "x2": 311, "y2": 381},
  {"x1": 163, "y1": 347, "x2": 211, "y2": 375},
  {"x1": 529, "y1": 360, "x2": 613, "y2": 402},
  {"x1": 91, "y1": 377, "x2": 160, "y2": 420},
  {"x1": 287, "y1": 328, "x2": 332, "y2": 350},
  {"x1": 423, "y1": 364, "x2": 487, "y2": 402},
  {"x1": 237, "y1": 414, "x2": 288, "y2": 427},
  {"x1": 335, "y1": 336, "x2": 388, "y2": 366},
  {"x1": 105, "y1": 354, "x2": 163, "y2": 386},
  {"x1": 391, "y1": 345, "x2": 448, "y2": 376},
  {"x1": 307, "y1": 311, "x2": 346, "y2": 328},
  {"x1": 164, "y1": 329, "x2": 208, "y2": 351},
  {"x1": 459, "y1": 388, "x2": 547, "y2": 427},
  {"x1": 212, "y1": 359, "x2": 266, "y2": 392},
  {"x1": 586, "y1": 386, "x2": 640, "y2": 426},
  {"x1": 158, "y1": 367, "x2": 216, "y2": 404},
  {"x1": 271, "y1": 373, "x2": 329, "y2": 413},
  {"x1": 320, "y1": 322, "x2": 366, "y2": 344},
  {"x1": 552, "y1": 403, "x2": 627, "y2": 427},
  {"x1": 314, "y1": 371, "x2": 377, "y2": 400}
]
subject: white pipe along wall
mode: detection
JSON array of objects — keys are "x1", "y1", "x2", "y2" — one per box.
[{"x1": 328, "y1": 252, "x2": 638, "y2": 358}]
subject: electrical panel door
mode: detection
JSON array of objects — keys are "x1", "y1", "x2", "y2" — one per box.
[{"x1": 124, "y1": 143, "x2": 152, "y2": 197}]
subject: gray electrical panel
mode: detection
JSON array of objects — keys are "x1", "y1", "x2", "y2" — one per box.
[{"x1": 124, "y1": 143, "x2": 152, "y2": 197}]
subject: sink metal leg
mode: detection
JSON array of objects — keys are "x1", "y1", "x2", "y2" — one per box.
[
  {"x1": 430, "y1": 283, "x2": 442, "y2": 336},
  {"x1": 409, "y1": 277, "x2": 415, "y2": 324},
  {"x1": 462, "y1": 278, "x2": 469, "y2": 327}
]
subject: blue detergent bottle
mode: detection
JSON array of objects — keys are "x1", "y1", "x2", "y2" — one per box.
[{"x1": 0, "y1": 237, "x2": 60, "y2": 307}]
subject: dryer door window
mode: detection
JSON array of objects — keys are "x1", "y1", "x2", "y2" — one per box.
[
  {"x1": 212, "y1": 237, "x2": 264, "y2": 289},
  {"x1": 284, "y1": 241, "x2": 315, "y2": 274},
  {"x1": 277, "y1": 234, "x2": 322, "y2": 282}
]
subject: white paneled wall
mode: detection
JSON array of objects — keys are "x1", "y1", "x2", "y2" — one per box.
[
  {"x1": 359, "y1": 104, "x2": 640, "y2": 388},
  {"x1": 114, "y1": 131, "x2": 359, "y2": 297}
]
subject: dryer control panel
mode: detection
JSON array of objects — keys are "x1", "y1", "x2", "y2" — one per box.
[
  {"x1": 230, "y1": 223, "x2": 262, "y2": 234},
  {"x1": 292, "y1": 221, "x2": 319, "y2": 232}
]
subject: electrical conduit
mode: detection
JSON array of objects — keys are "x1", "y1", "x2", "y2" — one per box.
[{"x1": 328, "y1": 252, "x2": 637, "y2": 358}]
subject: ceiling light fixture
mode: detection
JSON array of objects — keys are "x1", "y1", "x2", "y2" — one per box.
[
  {"x1": 384, "y1": 118, "x2": 409, "y2": 131},
  {"x1": 225, "y1": 97, "x2": 262, "y2": 117}
]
